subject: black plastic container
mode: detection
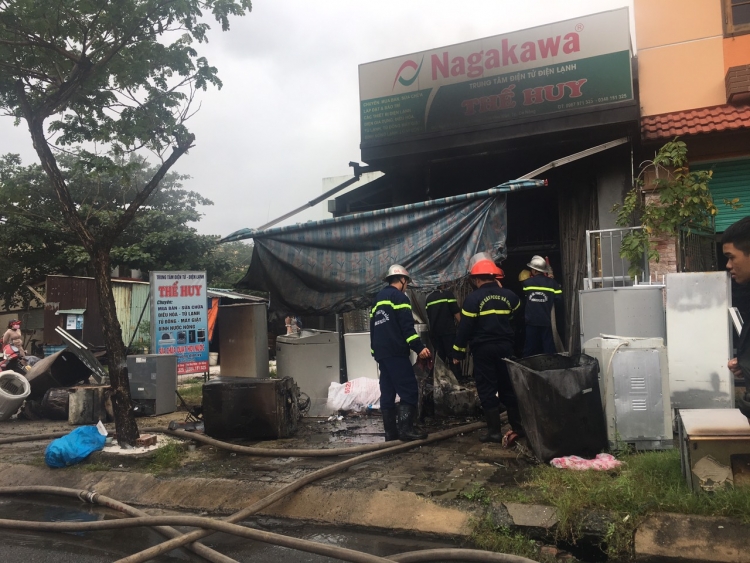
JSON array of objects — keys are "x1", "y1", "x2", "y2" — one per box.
[{"x1": 504, "y1": 354, "x2": 606, "y2": 463}]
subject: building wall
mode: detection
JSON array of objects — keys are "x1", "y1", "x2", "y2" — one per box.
[
  {"x1": 635, "y1": 0, "x2": 725, "y2": 116},
  {"x1": 636, "y1": 0, "x2": 750, "y2": 116}
]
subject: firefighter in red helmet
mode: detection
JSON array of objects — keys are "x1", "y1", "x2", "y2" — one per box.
[{"x1": 451, "y1": 255, "x2": 524, "y2": 446}]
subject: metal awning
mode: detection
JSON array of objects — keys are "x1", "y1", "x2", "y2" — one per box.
[{"x1": 55, "y1": 308, "x2": 86, "y2": 316}]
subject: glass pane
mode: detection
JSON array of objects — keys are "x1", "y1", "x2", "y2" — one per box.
[{"x1": 733, "y1": 5, "x2": 750, "y2": 25}]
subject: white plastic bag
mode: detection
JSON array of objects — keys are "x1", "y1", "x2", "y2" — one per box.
[{"x1": 326, "y1": 377, "x2": 381, "y2": 412}]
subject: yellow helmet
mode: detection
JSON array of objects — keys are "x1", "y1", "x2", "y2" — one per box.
[{"x1": 518, "y1": 269, "x2": 531, "y2": 282}]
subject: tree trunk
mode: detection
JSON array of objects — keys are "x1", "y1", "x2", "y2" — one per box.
[{"x1": 92, "y1": 246, "x2": 140, "y2": 446}]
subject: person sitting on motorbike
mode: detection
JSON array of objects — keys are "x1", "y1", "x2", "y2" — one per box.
[{"x1": 3, "y1": 320, "x2": 25, "y2": 356}]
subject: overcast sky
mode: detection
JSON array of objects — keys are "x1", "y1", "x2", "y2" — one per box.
[{"x1": 0, "y1": 0, "x2": 634, "y2": 239}]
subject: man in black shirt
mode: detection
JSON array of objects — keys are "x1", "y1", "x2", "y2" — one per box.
[
  {"x1": 426, "y1": 286, "x2": 461, "y2": 379},
  {"x1": 724, "y1": 218, "x2": 750, "y2": 418},
  {"x1": 452, "y1": 256, "x2": 524, "y2": 445}
]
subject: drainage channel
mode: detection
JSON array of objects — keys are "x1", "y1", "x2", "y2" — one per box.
[{"x1": 0, "y1": 495, "x2": 460, "y2": 563}]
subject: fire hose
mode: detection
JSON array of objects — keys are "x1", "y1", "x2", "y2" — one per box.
[{"x1": 0, "y1": 421, "x2": 530, "y2": 563}]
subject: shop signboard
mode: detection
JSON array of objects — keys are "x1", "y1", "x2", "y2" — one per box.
[
  {"x1": 149, "y1": 271, "x2": 209, "y2": 375},
  {"x1": 359, "y1": 8, "x2": 632, "y2": 146}
]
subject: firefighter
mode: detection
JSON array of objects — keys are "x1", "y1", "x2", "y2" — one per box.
[
  {"x1": 425, "y1": 284, "x2": 461, "y2": 379},
  {"x1": 371, "y1": 264, "x2": 431, "y2": 442},
  {"x1": 522, "y1": 255, "x2": 563, "y2": 356},
  {"x1": 452, "y1": 256, "x2": 524, "y2": 446}
]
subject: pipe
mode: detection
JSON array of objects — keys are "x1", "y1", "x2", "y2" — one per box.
[
  {"x1": 117, "y1": 422, "x2": 485, "y2": 563},
  {"x1": 0, "y1": 486, "x2": 236, "y2": 563}
]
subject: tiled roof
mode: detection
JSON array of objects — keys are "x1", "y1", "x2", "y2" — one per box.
[{"x1": 641, "y1": 104, "x2": 750, "y2": 141}]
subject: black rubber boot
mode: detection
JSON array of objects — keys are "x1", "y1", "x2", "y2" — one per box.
[
  {"x1": 479, "y1": 408, "x2": 503, "y2": 443},
  {"x1": 397, "y1": 403, "x2": 427, "y2": 441},
  {"x1": 382, "y1": 407, "x2": 399, "y2": 441}
]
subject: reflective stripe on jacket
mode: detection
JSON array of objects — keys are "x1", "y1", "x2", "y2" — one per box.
[
  {"x1": 452, "y1": 284, "x2": 520, "y2": 360},
  {"x1": 370, "y1": 285, "x2": 425, "y2": 361}
]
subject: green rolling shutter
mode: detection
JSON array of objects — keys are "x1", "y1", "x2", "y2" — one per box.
[{"x1": 692, "y1": 158, "x2": 750, "y2": 233}]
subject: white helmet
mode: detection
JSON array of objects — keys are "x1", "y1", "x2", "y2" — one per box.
[
  {"x1": 527, "y1": 255, "x2": 552, "y2": 274},
  {"x1": 384, "y1": 264, "x2": 410, "y2": 282}
]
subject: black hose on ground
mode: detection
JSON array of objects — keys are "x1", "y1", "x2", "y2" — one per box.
[
  {"x1": 0, "y1": 509, "x2": 538, "y2": 563},
  {"x1": 116, "y1": 421, "x2": 485, "y2": 563},
  {"x1": 0, "y1": 485, "x2": 236, "y2": 563}
]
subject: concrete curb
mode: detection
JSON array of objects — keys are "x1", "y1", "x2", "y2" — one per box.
[{"x1": 0, "y1": 462, "x2": 477, "y2": 537}]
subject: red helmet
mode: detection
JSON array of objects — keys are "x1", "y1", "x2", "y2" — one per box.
[
  {"x1": 470, "y1": 259, "x2": 498, "y2": 276},
  {"x1": 495, "y1": 267, "x2": 505, "y2": 280}
]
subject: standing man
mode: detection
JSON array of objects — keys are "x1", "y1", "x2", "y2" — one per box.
[
  {"x1": 522, "y1": 255, "x2": 563, "y2": 356},
  {"x1": 371, "y1": 264, "x2": 431, "y2": 442},
  {"x1": 452, "y1": 256, "x2": 524, "y2": 446},
  {"x1": 724, "y1": 217, "x2": 750, "y2": 418},
  {"x1": 426, "y1": 284, "x2": 462, "y2": 379}
]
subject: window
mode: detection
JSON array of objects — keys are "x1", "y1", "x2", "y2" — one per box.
[{"x1": 724, "y1": 0, "x2": 750, "y2": 37}]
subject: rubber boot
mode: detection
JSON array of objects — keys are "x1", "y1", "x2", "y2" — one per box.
[
  {"x1": 397, "y1": 403, "x2": 427, "y2": 441},
  {"x1": 479, "y1": 408, "x2": 503, "y2": 443},
  {"x1": 382, "y1": 407, "x2": 399, "y2": 442}
]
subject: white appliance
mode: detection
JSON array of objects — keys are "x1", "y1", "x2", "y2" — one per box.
[
  {"x1": 276, "y1": 329, "x2": 339, "y2": 417},
  {"x1": 344, "y1": 333, "x2": 379, "y2": 379},
  {"x1": 666, "y1": 272, "x2": 734, "y2": 410},
  {"x1": 584, "y1": 336, "x2": 672, "y2": 450}
]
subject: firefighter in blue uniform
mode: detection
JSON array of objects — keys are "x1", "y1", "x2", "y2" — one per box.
[
  {"x1": 451, "y1": 256, "x2": 524, "y2": 446},
  {"x1": 371, "y1": 264, "x2": 431, "y2": 442},
  {"x1": 522, "y1": 255, "x2": 563, "y2": 356},
  {"x1": 425, "y1": 285, "x2": 461, "y2": 379}
]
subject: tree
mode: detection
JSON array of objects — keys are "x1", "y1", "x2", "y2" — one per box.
[
  {"x1": 0, "y1": 152, "x2": 236, "y2": 308},
  {"x1": 0, "y1": 0, "x2": 252, "y2": 445},
  {"x1": 208, "y1": 241, "x2": 255, "y2": 289},
  {"x1": 613, "y1": 139, "x2": 716, "y2": 278}
]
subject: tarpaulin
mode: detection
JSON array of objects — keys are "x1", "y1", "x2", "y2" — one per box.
[{"x1": 222, "y1": 180, "x2": 545, "y2": 315}]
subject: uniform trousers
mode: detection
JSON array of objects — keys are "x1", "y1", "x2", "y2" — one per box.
[
  {"x1": 471, "y1": 340, "x2": 524, "y2": 436},
  {"x1": 523, "y1": 325, "x2": 555, "y2": 356},
  {"x1": 377, "y1": 356, "x2": 419, "y2": 410}
]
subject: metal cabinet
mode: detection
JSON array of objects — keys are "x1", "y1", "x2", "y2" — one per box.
[
  {"x1": 127, "y1": 354, "x2": 177, "y2": 416},
  {"x1": 584, "y1": 336, "x2": 672, "y2": 450}
]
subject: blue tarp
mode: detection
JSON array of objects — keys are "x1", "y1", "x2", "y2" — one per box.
[{"x1": 223, "y1": 180, "x2": 545, "y2": 315}]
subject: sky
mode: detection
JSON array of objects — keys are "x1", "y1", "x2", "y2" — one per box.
[{"x1": 0, "y1": 0, "x2": 634, "y2": 239}]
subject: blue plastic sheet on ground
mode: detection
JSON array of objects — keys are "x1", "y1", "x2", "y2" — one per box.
[
  {"x1": 44, "y1": 426, "x2": 106, "y2": 468},
  {"x1": 223, "y1": 180, "x2": 545, "y2": 315}
]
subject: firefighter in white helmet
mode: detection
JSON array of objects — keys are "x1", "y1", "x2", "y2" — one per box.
[
  {"x1": 371, "y1": 264, "x2": 431, "y2": 442},
  {"x1": 522, "y1": 255, "x2": 562, "y2": 356}
]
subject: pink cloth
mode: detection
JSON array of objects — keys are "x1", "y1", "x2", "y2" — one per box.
[{"x1": 550, "y1": 453, "x2": 622, "y2": 471}]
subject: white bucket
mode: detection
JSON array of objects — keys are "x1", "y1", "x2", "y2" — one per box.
[
  {"x1": 209, "y1": 352, "x2": 219, "y2": 366},
  {"x1": 0, "y1": 370, "x2": 31, "y2": 421}
]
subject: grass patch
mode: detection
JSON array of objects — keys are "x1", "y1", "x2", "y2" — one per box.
[
  {"x1": 470, "y1": 514, "x2": 554, "y2": 562},
  {"x1": 147, "y1": 442, "x2": 186, "y2": 474},
  {"x1": 177, "y1": 380, "x2": 203, "y2": 406},
  {"x1": 461, "y1": 484, "x2": 492, "y2": 505},
  {"x1": 490, "y1": 449, "x2": 750, "y2": 559},
  {"x1": 82, "y1": 461, "x2": 111, "y2": 472}
]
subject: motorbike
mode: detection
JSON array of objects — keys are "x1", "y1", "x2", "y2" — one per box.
[{"x1": 1, "y1": 344, "x2": 30, "y2": 374}]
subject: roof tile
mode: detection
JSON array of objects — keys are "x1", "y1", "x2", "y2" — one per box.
[{"x1": 642, "y1": 104, "x2": 750, "y2": 140}]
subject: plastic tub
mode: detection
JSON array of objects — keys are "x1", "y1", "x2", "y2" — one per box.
[
  {"x1": 209, "y1": 352, "x2": 219, "y2": 366},
  {"x1": 0, "y1": 370, "x2": 31, "y2": 421}
]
